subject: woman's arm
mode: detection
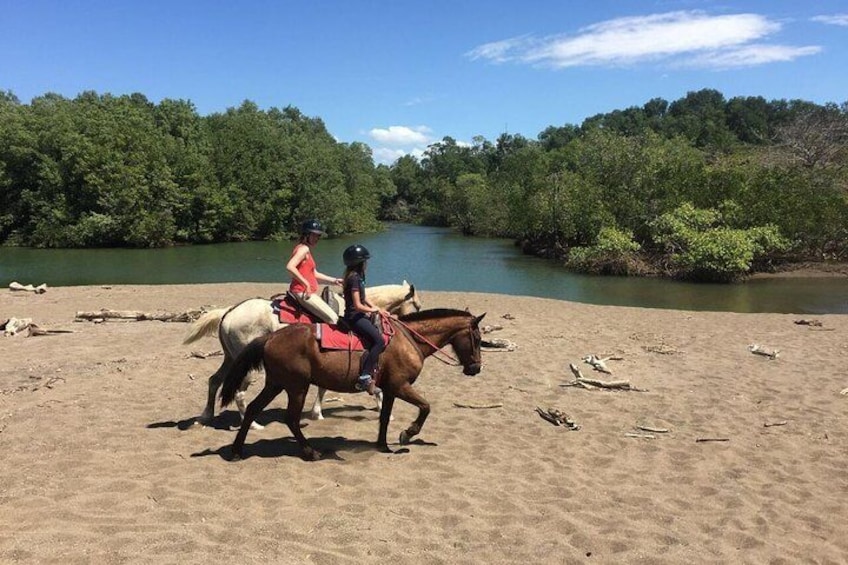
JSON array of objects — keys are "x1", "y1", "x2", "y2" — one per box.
[
  {"x1": 286, "y1": 245, "x2": 312, "y2": 292},
  {"x1": 315, "y1": 270, "x2": 342, "y2": 286}
]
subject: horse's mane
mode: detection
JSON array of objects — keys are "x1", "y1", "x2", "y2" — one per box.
[{"x1": 398, "y1": 308, "x2": 471, "y2": 323}]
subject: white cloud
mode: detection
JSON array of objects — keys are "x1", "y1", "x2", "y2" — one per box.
[
  {"x1": 812, "y1": 14, "x2": 848, "y2": 26},
  {"x1": 372, "y1": 146, "x2": 427, "y2": 166},
  {"x1": 368, "y1": 125, "x2": 432, "y2": 146},
  {"x1": 684, "y1": 44, "x2": 822, "y2": 69},
  {"x1": 466, "y1": 11, "x2": 819, "y2": 69}
]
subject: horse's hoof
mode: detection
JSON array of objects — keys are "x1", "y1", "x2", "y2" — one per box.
[
  {"x1": 379, "y1": 444, "x2": 393, "y2": 454},
  {"x1": 249, "y1": 422, "x2": 265, "y2": 430},
  {"x1": 399, "y1": 430, "x2": 410, "y2": 445},
  {"x1": 308, "y1": 411, "x2": 324, "y2": 421},
  {"x1": 302, "y1": 448, "x2": 322, "y2": 461}
]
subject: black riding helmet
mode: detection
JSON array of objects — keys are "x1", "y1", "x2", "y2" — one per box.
[
  {"x1": 343, "y1": 244, "x2": 370, "y2": 267},
  {"x1": 301, "y1": 219, "x2": 325, "y2": 235}
]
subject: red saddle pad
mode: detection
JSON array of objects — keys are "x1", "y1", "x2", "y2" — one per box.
[{"x1": 317, "y1": 324, "x2": 391, "y2": 351}]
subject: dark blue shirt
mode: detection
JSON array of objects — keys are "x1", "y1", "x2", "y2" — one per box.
[{"x1": 343, "y1": 272, "x2": 367, "y2": 319}]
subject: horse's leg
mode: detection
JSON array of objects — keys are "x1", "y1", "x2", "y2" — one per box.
[
  {"x1": 231, "y1": 381, "x2": 283, "y2": 460},
  {"x1": 308, "y1": 387, "x2": 327, "y2": 420},
  {"x1": 393, "y1": 383, "x2": 430, "y2": 446},
  {"x1": 283, "y1": 383, "x2": 320, "y2": 461},
  {"x1": 373, "y1": 389, "x2": 393, "y2": 420},
  {"x1": 199, "y1": 356, "x2": 231, "y2": 424},
  {"x1": 235, "y1": 373, "x2": 264, "y2": 430},
  {"x1": 377, "y1": 392, "x2": 396, "y2": 453}
]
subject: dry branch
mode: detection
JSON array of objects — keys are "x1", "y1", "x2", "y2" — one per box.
[
  {"x1": 794, "y1": 319, "x2": 822, "y2": 327},
  {"x1": 9, "y1": 281, "x2": 48, "y2": 294},
  {"x1": 564, "y1": 364, "x2": 647, "y2": 392},
  {"x1": 481, "y1": 338, "x2": 516, "y2": 351},
  {"x1": 764, "y1": 420, "x2": 788, "y2": 428},
  {"x1": 748, "y1": 344, "x2": 780, "y2": 360},
  {"x1": 637, "y1": 425, "x2": 669, "y2": 433},
  {"x1": 625, "y1": 432, "x2": 656, "y2": 439},
  {"x1": 535, "y1": 407, "x2": 580, "y2": 430},
  {"x1": 695, "y1": 437, "x2": 729, "y2": 443},
  {"x1": 453, "y1": 402, "x2": 503, "y2": 409},
  {"x1": 189, "y1": 350, "x2": 223, "y2": 359},
  {"x1": 75, "y1": 309, "x2": 204, "y2": 323},
  {"x1": 27, "y1": 324, "x2": 74, "y2": 337}
]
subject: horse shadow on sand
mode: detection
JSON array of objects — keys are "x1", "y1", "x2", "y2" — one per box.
[{"x1": 148, "y1": 406, "x2": 437, "y2": 461}]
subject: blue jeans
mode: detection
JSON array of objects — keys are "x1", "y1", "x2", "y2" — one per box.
[{"x1": 345, "y1": 313, "x2": 384, "y2": 377}]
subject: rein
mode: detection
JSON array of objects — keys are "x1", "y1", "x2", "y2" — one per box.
[{"x1": 393, "y1": 318, "x2": 462, "y2": 366}]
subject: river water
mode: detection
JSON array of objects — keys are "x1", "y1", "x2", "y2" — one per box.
[{"x1": 1, "y1": 223, "x2": 846, "y2": 314}]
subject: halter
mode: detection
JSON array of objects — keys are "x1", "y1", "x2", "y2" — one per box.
[{"x1": 394, "y1": 317, "x2": 478, "y2": 367}]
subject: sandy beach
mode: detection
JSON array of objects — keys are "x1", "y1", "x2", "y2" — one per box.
[{"x1": 1, "y1": 283, "x2": 846, "y2": 564}]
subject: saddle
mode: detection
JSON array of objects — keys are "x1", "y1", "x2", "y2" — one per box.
[
  {"x1": 270, "y1": 292, "x2": 317, "y2": 324},
  {"x1": 315, "y1": 314, "x2": 393, "y2": 352},
  {"x1": 271, "y1": 287, "x2": 344, "y2": 325}
]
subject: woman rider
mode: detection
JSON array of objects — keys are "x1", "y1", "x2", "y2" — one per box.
[
  {"x1": 286, "y1": 219, "x2": 342, "y2": 324},
  {"x1": 341, "y1": 244, "x2": 388, "y2": 395}
]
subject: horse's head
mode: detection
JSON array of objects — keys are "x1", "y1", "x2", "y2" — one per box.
[
  {"x1": 396, "y1": 281, "x2": 422, "y2": 316},
  {"x1": 450, "y1": 312, "x2": 485, "y2": 376}
]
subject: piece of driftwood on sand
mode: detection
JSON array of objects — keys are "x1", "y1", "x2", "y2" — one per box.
[
  {"x1": 565, "y1": 363, "x2": 647, "y2": 391},
  {"x1": 75, "y1": 309, "x2": 205, "y2": 323},
  {"x1": 749, "y1": 344, "x2": 780, "y2": 359},
  {"x1": 9, "y1": 281, "x2": 48, "y2": 294},
  {"x1": 535, "y1": 407, "x2": 580, "y2": 430}
]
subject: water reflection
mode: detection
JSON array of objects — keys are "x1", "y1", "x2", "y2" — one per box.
[{"x1": 1, "y1": 224, "x2": 846, "y2": 314}]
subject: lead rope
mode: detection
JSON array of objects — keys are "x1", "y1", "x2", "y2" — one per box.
[{"x1": 393, "y1": 318, "x2": 461, "y2": 366}]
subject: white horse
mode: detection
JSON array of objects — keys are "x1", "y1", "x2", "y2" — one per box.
[{"x1": 183, "y1": 281, "x2": 421, "y2": 427}]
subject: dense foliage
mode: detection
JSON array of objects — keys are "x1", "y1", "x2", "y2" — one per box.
[
  {"x1": 2, "y1": 88, "x2": 846, "y2": 281},
  {"x1": 0, "y1": 91, "x2": 387, "y2": 247},
  {"x1": 387, "y1": 89, "x2": 848, "y2": 281}
]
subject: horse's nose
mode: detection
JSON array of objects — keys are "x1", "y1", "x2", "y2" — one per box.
[{"x1": 463, "y1": 363, "x2": 481, "y2": 376}]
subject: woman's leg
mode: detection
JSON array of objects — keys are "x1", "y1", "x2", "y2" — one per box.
[{"x1": 294, "y1": 292, "x2": 339, "y2": 323}]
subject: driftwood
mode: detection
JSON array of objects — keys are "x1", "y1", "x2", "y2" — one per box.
[
  {"x1": 2, "y1": 318, "x2": 33, "y2": 336},
  {"x1": 625, "y1": 432, "x2": 656, "y2": 439},
  {"x1": 481, "y1": 324, "x2": 504, "y2": 334},
  {"x1": 582, "y1": 354, "x2": 623, "y2": 374},
  {"x1": 535, "y1": 407, "x2": 580, "y2": 430},
  {"x1": 565, "y1": 363, "x2": 647, "y2": 392},
  {"x1": 75, "y1": 309, "x2": 205, "y2": 323},
  {"x1": 841, "y1": 387, "x2": 848, "y2": 396},
  {"x1": 636, "y1": 425, "x2": 669, "y2": 433},
  {"x1": 764, "y1": 420, "x2": 788, "y2": 427},
  {"x1": 749, "y1": 344, "x2": 780, "y2": 360},
  {"x1": 189, "y1": 350, "x2": 224, "y2": 359},
  {"x1": 695, "y1": 437, "x2": 729, "y2": 443},
  {"x1": 453, "y1": 402, "x2": 503, "y2": 409},
  {"x1": 481, "y1": 338, "x2": 516, "y2": 351},
  {"x1": 794, "y1": 319, "x2": 822, "y2": 327},
  {"x1": 9, "y1": 281, "x2": 48, "y2": 294},
  {"x1": 27, "y1": 324, "x2": 74, "y2": 337}
]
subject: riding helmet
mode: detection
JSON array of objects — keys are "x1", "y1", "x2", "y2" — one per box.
[
  {"x1": 343, "y1": 244, "x2": 371, "y2": 267},
  {"x1": 301, "y1": 219, "x2": 325, "y2": 235}
]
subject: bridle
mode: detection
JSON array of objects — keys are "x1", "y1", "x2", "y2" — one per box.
[{"x1": 393, "y1": 317, "x2": 480, "y2": 369}]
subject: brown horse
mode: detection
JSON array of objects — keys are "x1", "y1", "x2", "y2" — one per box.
[{"x1": 220, "y1": 308, "x2": 485, "y2": 460}]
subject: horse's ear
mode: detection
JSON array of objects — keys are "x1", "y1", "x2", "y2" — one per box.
[
  {"x1": 403, "y1": 279, "x2": 408, "y2": 287},
  {"x1": 474, "y1": 313, "x2": 486, "y2": 325},
  {"x1": 409, "y1": 284, "x2": 415, "y2": 293}
]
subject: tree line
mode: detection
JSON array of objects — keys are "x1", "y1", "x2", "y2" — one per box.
[
  {"x1": 387, "y1": 89, "x2": 848, "y2": 281},
  {"x1": 1, "y1": 88, "x2": 846, "y2": 282}
]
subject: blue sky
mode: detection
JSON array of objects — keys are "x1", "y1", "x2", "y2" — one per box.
[{"x1": 2, "y1": 1, "x2": 847, "y2": 164}]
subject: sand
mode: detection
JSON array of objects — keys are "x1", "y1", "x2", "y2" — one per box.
[{"x1": 1, "y1": 283, "x2": 846, "y2": 564}]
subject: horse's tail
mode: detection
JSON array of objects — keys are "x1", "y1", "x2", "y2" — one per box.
[
  {"x1": 220, "y1": 334, "x2": 271, "y2": 407},
  {"x1": 182, "y1": 308, "x2": 227, "y2": 345}
]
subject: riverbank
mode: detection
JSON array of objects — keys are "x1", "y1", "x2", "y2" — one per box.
[{"x1": 1, "y1": 284, "x2": 847, "y2": 563}]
